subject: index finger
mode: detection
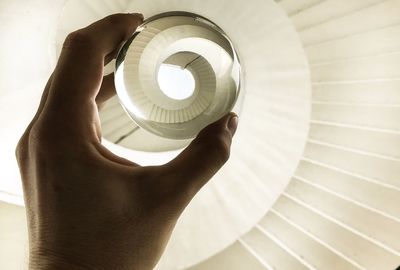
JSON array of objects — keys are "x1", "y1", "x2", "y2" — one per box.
[{"x1": 47, "y1": 13, "x2": 143, "y2": 111}]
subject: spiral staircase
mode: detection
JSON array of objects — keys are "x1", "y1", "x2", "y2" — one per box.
[
  {"x1": 0, "y1": 0, "x2": 399, "y2": 269},
  {"x1": 186, "y1": 1, "x2": 400, "y2": 269}
]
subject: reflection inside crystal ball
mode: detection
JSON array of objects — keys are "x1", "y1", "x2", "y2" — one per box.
[{"x1": 115, "y1": 12, "x2": 242, "y2": 139}]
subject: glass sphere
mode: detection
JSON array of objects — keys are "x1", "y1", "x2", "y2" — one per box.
[{"x1": 115, "y1": 12, "x2": 242, "y2": 139}]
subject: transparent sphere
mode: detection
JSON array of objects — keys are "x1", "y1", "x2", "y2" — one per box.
[{"x1": 115, "y1": 12, "x2": 242, "y2": 139}]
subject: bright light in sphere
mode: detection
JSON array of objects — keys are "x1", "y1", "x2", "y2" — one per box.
[{"x1": 157, "y1": 64, "x2": 195, "y2": 100}]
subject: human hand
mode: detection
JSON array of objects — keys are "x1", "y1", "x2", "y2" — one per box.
[{"x1": 15, "y1": 13, "x2": 238, "y2": 270}]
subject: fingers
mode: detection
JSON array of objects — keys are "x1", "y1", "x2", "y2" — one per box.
[
  {"x1": 164, "y1": 113, "x2": 239, "y2": 199},
  {"x1": 104, "y1": 42, "x2": 125, "y2": 66},
  {"x1": 96, "y1": 73, "x2": 116, "y2": 110},
  {"x1": 94, "y1": 142, "x2": 140, "y2": 168},
  {"x1": 47, "y1": 13, "x2": 143, "y2": 114}
]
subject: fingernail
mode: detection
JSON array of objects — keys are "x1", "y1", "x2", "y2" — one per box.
[{"x1": 227, "y1": 115, "x2": 239, "y2": 136}]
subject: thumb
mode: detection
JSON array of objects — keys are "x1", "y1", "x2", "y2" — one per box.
[{"x1": 164, "y1": 113, "x2": 239, "y2": 198}]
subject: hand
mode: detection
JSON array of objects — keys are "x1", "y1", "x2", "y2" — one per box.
[{"x1": 15, "y1": 13, "x2": 238, "y2": 270}]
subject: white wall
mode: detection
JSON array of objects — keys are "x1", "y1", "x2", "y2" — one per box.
[{"x1": 0, "y1": 202, "x2": 28, "y2": 270}]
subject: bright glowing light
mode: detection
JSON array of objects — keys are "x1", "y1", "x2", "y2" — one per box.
[{"x1": 157, "y1": 64, "x2": 196, "y2": 100}]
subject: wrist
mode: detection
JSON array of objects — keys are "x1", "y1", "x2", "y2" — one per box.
[{"x1": 29, "y1": 249, "x2": 99, "y2": 270}]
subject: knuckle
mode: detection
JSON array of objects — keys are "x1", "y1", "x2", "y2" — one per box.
[
  {"x1": 105, "y1": 14, "x2": 124, "y2": 28},
  {"x1": 15, "y1": 125, "x2": 35, "y2": 164},
  {"x1": 15, "y1": 136, "x2": 27, "y2": 162},
  {"x1": 15, "y1": 126, "x2": 38, "y2": 166},
  {"x1": 63, "y1": 30, "x2": 93, "y2": 50}
]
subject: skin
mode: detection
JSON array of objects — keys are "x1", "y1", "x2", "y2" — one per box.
[{"x1": 15, "y1": 13, "x2": 238, "y2": 270}]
